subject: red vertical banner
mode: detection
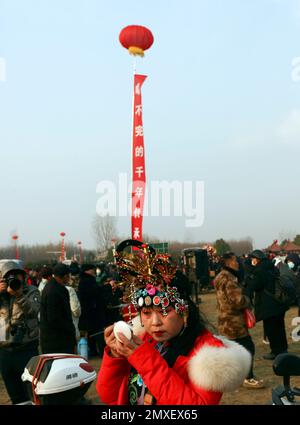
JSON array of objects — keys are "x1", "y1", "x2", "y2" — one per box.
[{"x1": 131, "y1": 74, "x2": 147, "y2": 242}]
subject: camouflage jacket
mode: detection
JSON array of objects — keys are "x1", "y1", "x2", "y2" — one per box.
[
  {"x1": 0, "y1": 285, "x2": 40, "y2": 349},
  {"x1": 214, "y1": 269, "x2": 251, "y2": 339}
]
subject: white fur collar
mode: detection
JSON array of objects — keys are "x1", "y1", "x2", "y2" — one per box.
[
  {"x1": 187, "y1": 335, "x2": 251, "y2": 392},
  {"x1": 132, "y1": 317, "x2": 251, "y2": 393}
]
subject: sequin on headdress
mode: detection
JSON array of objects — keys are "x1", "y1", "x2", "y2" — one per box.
[{"x1": 114, "y1": 239, "x2": 189, "y2": 317}]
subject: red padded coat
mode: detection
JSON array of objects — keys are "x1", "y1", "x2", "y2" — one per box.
[{"x1": 96, "y1": 328, "x2": 251, "y2": 405}]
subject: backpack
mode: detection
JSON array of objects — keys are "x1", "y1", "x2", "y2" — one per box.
[{"x1": 264, "y1": 267, "x2": 297, "y2": 307}]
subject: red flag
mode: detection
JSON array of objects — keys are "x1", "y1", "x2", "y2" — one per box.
[{"x1": 131, "y1": 74, "x2": 147, "y2": 242}]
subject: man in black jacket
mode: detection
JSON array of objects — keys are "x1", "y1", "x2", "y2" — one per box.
[
  {"x1": 78, "y1": 264, "x2": 106, "y2": 357},
  {"x1": 246, "y1": 250, "x2": 288, "y2": 360},
  {"x1": 40, "y1": 263, "x2": 76, "y2": 354}
]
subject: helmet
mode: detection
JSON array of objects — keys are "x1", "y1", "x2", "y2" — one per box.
[
  {"x1": 0, "y1": 261, "x2": 26, "y2": 278},
  {"x1": 249, "y1": 250, "x2": 266, "y2": 260}
]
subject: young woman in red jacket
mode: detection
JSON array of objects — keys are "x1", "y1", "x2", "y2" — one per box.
[{"x1": 96, "y1": 240, "x2": 251, "y2": 405}]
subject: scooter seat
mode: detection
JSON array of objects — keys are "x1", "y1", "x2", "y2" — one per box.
[{"x1": 273, "y1": 353, "x2": 300, "y2": 377}]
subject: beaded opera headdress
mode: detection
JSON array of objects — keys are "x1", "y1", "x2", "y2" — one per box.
[{"x1": 114, "y1": 239, "x2": 189, "y2": 317}]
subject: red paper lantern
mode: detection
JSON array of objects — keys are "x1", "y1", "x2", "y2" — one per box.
[
  {"x1": 60, "y1": 232, "x2": 65, "y2": 237},
  {"x1": 12, "y1": 235, "x2": 18, "y2": 241},
  {"x1": 119, "y1": 25, "x2": 154, "y2": 57}
]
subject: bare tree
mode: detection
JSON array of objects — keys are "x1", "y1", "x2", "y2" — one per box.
[
  {"x1": 279, "y1": 230, "x2": 296, "y2": 244},
  {"x1": 92, "y1": 214, "x2": 117, "y2": 255},
  {"x1": 227, "y1": 237, "x2": 253, "y2": 256},
  {"x1": 0, "y1": 242, "x2": 96, "y2": 265}
]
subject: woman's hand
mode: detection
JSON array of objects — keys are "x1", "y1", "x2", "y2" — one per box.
[
  {"x1": 104, "y1": 324, "x2": 144, "y2": 358},
  {"x1": 114, "y1": 332, "x2": 143, "y2": 358},
  {"x1": 104, "y1": 324, "x2": 120, "y2": 358}
]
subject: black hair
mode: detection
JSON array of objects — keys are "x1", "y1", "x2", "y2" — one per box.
[
  {"x1": 40, "y1": 266, "x2": 53, "y2": 279},
  {"x1": 53, "y1": 263, "x2": 70, "y2": 278},
  {"x1": 70, "y1": 262, "x2": 80, "y2": 276},
  {"x1": 163, "y1": 297, "x2": 207, "y2": 367},
  {"x1": 220, "y1": 252, "x2": 235, "y2": 268},
  {"x1": 161, "y1": 270, "x2": 209, "y2": 367}
]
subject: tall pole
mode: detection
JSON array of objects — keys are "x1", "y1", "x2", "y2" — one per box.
[
  {"x1": 60, "y1": 232, "x2": 66, "y2": 262},
  {"x1": 12, "y1": 234, "x2": 19, "y2": 259},
  {"x1": 119, "y1": 25, "x2": 153, "y2": 244},
  {"x1": 77, "y1": 241, "x2": 83, "y2": 264}
]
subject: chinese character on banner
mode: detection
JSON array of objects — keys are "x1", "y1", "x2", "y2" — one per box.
[
  {"x1": 133, "y1": 207, "x2": 141, "y2": 218},
  {"x1": 135, "y1": 83, "x2": 141, "y2": 95},
  {"x1": 133, "y1": 227, "x2": 141, "y2": 239},
  {"x1": 135, "y1": 125, "x2": 144, "y2": 137},
  {"x1": 135, "y1": 146, "x2": 144, "y2": 157},
  {"x1": 135, "y1": 105, "x2": 142, "y2": 116},
  {"x1": 131, "y1": 74, "x2": 147, "y2": 242},
  {"x1": 135, "y1": 187, "x2": 143, "y2": 198},
  {"x1": 135, "y1": 166, "x2": 144, "y2": 178}
]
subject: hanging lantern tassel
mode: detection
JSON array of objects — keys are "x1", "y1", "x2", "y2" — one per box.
[{"x1": 128, "y1": 46, "x2": 145, "y2": 57}]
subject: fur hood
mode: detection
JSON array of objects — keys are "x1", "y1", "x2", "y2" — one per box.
[{"x1": 131, "y1": 316, "x2": 251, "y2": 393}]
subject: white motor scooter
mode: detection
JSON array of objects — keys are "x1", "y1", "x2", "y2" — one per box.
[{"x1": 20, "y1": 354, "x2": 96, "y2": 405}]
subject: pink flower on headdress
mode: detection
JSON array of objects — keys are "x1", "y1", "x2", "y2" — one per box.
[{"x1": 146, "y1": 284, "x2": 157, "y2": 295}]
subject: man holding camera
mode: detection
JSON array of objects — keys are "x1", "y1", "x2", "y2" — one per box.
[{"x1": 0, "y1": 261, "x2": 40, "y2": 404}]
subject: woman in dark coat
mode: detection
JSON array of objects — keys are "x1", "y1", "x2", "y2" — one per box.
[{"x1": 245, "y1": 250, "x2": 288, "y2": 360}]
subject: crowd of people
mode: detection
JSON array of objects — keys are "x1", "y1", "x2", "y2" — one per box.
[
  {"x1": 0, "y1": 259, "x2": 123, "y2": 404},
  {"x1": 214, "y1": 249, "x2": 300, "y2": 389},
  {"x1": 0, "y1": 245, "x2": 299, "y2": 405}
]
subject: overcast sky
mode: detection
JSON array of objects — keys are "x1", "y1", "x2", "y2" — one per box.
[{"x1": 0, "y1": 0, "x2": 299, "y2": 251}]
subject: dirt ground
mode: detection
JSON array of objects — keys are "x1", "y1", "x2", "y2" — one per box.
[{"x1": 1, "y1": 292, "x2": 300, "y2": 405}]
